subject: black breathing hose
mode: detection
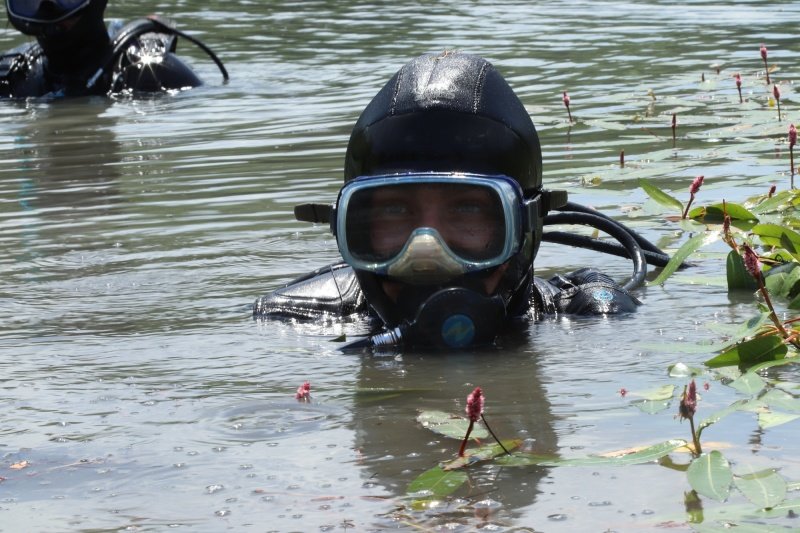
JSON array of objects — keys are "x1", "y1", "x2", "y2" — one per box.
[
  {"x1": 543, "y1": 231, "x2": 673, "y2": 267},
  {"x1": 544, "y1": 211, "x2": 648, "y2": 291},
  {"x1": 557, "y1": 201, "x2": 665, "y2": 256}
]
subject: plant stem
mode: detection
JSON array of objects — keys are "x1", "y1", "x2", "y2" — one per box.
[
  {"x1": 458, "y1": 419, "x2": 474, "y2": 457},
  {"x1": 689, "y1": 416, "x2": 702, "y2": 456},
  {"x1": 682, "y1": 193, "x2": 695, "y2": 219},
  {"x1": 758, "y1": 274, "x2": 789, "y2": 337},
  {"x1": 480, "y1": 414, "x2": 510, "y2": 455}
]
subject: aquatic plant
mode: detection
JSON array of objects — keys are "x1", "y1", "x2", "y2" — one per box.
[
  {"x1": 672, "y1": 113, "x2": 677, "y2": 147},
  {"x1": 295, "y1": 381, "x2": 311, "y2": 401},
  {"x1": 761, "y1": 44, "x2": 770, "y2": 84},
  {"x1": 677, "y1": 379, "x2": 701, "y2": 455},
  {"x1": 790, "y1": 124, "x2": 797, "y2": 187},
  {"x1": 682, "y1": 175, "x2": 704, "y2": 219},
  {"x1": 773, "y1": 83, "x2": 782, "y2": 120},
  {"x1": 735, "y1": 72, "x2": 742, "y2": 103},
  {"x1": 562, "y1": 91, "x2": 572, "y2": 123},
  {"x1": 458, "y1": 386, "x2": 483, "y2": 456}
]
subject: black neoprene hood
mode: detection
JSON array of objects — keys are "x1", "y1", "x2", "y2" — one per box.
[{"x1": 344, "y1": 52, "x2": 543, "y2": 194}]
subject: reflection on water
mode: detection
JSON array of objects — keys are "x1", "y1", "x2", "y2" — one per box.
[{"x1": 1, "y1": 0, "x2": 800, "y2": 530}]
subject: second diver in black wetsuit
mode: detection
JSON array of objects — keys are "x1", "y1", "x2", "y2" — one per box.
[
  {"x1": 254, "y1": 52, "x2": 673, "y2": 350},
  {"x1": 1, "y1": 0, "x2": 228, "y2": 99}
]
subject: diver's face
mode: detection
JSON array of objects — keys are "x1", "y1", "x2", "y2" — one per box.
[
  {"x1": 369, "y1": 184, "x2": 501, "y2": 260},
  {"x1": 368, "y1": 184, "x2": 509, "y2": 299}
]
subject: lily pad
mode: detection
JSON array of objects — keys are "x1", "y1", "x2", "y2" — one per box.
[
  {"x1": 705, "y1": 334, "x2": 788, "y2": 369},
  {"x1": 734, "y1": 467, "x2": 787, "y2": 509},
  {"x1": 406, "y1": 465, "x2": 468, "y2": 499},
  {"x1": 441, "y1": 440, "x2": 521, "y2": 471},
  {"x1": 687, "y1": 450, "x2": 733, "y2": 501},
  {"x1": 541, "y1": 439, "x2": 687, "y2": 467},
  {"x1": 416, "y1": 410, "x2": 489, "y2": 440}
]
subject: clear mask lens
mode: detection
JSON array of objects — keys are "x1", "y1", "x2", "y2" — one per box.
[{"x1": 336, "y1": 174, "x2": 527, "y2": 279}]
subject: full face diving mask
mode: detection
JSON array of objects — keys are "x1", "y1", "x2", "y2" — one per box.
[{"x1": 331, "y1": 173, "x2": 541, "y2": 285}]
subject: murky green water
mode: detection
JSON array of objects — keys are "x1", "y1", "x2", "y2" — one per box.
[{"x1": 2, "y1": 1, "x2": 800, "y2": 531}]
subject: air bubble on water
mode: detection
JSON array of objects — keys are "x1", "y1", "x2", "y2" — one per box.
[
  {"x1": 206, "y1": 484, "x2": 224, "y2": 494},
  {"x1": 473, "y1": 498, "x2": 502, "y2": 519},
  {"x1": 588, "y1": 500, "x2": 613, "y2": 507}
]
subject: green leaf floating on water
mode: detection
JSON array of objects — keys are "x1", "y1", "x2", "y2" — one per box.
[
  {"x1": 639, "y1": 178, "x2": 684, "y2": 212},
  {"x1": 758, "y1": 410, "x2": 800, "y2": 429},
  {"x1": 406, "y1": 465, "x2": 468, "y2": 499},
  {"x1": 697, "y1": 399, "x2": 754, "y2": 438},
  {"x1": 441, "y1": 439, "x2": 521, "y2": 471},
  {"x1": 416, "y1": 410, "x2": 488, "y2": 440},
  {"x1": 705, "y1": 334, "x2": 787, "y2": 369},
  {"x1": 534, "y1": 439, "x2": 686, "y2": 467},
  {"x1": 728, "y1": 371, "x2": 766, "y2": 395},
  {"x1": 734, "y1": 468, "x2": 787, "y2": 509},
  {"x1": 630, "y1": 384, "x2": 676, "y2": 414},
  {"x1": 749, "y1": 189, "x2": 800, "y2": 215},
  {"x1": 688, "y1": 202, "x2": 758, "y2": 222},
  {"x1": 650, "y1": 231, "x2": 718, "y2": 286},
  {"x1": 752, "y1": 223, "x2": 800, "y2": 253},
  {"x1": 687, "y1": 450, "x2": 733, "y2": 501}
]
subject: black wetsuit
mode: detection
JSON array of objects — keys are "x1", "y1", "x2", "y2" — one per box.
[
  {"x1": 0, "y1": 19, "x2": 201, "y2": 98},
  {"x1": 253, "y1": 263, "x2": 640, "y2": 323}
]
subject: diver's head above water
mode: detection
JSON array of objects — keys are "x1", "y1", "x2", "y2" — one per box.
[
  {"x1": 6, "y1": 0, "x2": 110, "y2": 68},
  {"x1": 333, "y1": 52, "x2": 548, "y2": 348}
]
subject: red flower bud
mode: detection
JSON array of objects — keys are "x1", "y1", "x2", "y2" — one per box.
[
  {"x1": 769, "y1": 184, "x2": 777, "y2": 197},
  {"x1": 562, "y1": 91, "x2": 570, "y2": 107},
  {"x1": 689, "y1": 175, "x2": 704, "y2": 195},
  {"x1": 742, "y1": 244, "x2": 761, "y2": 279},
  {"x1": 773, "y1": 84, "x2": 781, "y2": 101},
  {"x1": 295, "y1": 381, "x2": 311, "y2": 401},
  {"x1": 790, "y1": 124, "x2": 797, "y2": 148},
  {"x1": 466, "y1": 387, "x2": 484, "y2": 423},
  {"x1": 679, "y1": 380, "x2": 697, "y2": 420},
  {"x1": 761, "y1": 44, "x2": 768, "y2": 61},
  {"x1": 735, "y1": 73, "x2": 742, "y2": 88}
]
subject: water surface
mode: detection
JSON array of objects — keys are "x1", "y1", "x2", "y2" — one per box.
[{"x1": 2, "y1": 1, "x2": 800, "y2": 531}]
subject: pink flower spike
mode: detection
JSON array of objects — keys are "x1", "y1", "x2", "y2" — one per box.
[
  {"x1": 735, "y1": 73, "x2": 742, "y2": 88},
  {"x1": 619, "y1": 388, "x2": 628, "y2": 397},
  {"x1": 761, "y1": 44, "x2": 771, "y2": 84},
  {"x1": 790, "y1": 124, "x2": 797, "y2": 148},
  {"x1": 295, "y1": 381, "x2": 311, "y2": 401},
  {"x1": 769, "y1": 184, "x2": 777, "y2": 198},
  {"x1": 562, "y1": 91, "x2": 573, "y2": 123},
  {"x1": 742, "y1": 244, "x2": 762, "y2": 279},
  {"x1": 679, "y1": 380, "x2": 697, "y2": 420},
  {"x1": 466, "y1": 387, "x2": 484, "y2": 423},
  {"x1": 773, "y1": 84, "x2": 781, "y2": 101},
  {"x1": 703, "y1": 382, "x2": 710, "y2": 391},
  {"x1": 689, "y1": 175, "x2": 704, "y2": 195}
]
